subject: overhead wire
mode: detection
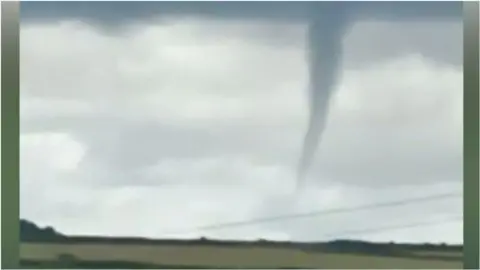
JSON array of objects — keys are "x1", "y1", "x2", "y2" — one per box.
[
  {"x1": 162, "y1": 191, "x2": 462, "y2": 236},
  {"x1": 322, "y1": 215, "x2": 462, "y2": 239},
  {"x1": 192, "y1": 191, "x2": 462, "y2": 232}
]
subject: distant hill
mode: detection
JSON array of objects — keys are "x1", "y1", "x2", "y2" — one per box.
[{"x1": 20, "y1": 219, "x2": 65, "y2": 242}]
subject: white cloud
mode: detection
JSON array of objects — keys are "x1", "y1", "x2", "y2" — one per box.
[{"x1": 20, "y1": 17, "x2": 462, "y2": 244}]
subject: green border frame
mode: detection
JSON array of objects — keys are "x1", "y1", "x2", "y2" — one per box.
[
  {"x1": 2, "y1": 1, "x2": 20, "y2": 269},
  {"x1": 2, "y1": 2, "x2": 479, "y2": 269},
  {"x1": 463, "y1": 2, "x2": 480, "y2": 269}
]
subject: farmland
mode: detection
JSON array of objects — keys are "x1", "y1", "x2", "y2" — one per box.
[
  {"x1": 20, "y1": 219, "x2": 462, "y2": 269},
  {"x1": 21, "y1": 241, "x2": 462, "y2": 269}
]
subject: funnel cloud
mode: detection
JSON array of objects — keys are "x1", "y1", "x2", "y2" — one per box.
[
  {"x1": 296, "y1": 7, "x2": 349, "y2": 189},
  {"x1": 296, "y1": 2, "x2": 461, "y2": 189}
]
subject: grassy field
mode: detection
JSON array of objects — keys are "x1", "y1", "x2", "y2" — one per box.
[{"x1": 21, "y1": 242, "x2": 462, "y2": 269}]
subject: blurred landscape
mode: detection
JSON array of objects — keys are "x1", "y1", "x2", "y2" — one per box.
[
  {"x1": 18, "y1": 2, "x2": 465, "y2": 269},
  {"x1": 20, "y1": 219, "x2": 462, "y2": 269}
]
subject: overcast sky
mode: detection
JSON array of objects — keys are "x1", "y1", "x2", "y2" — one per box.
[{"x1": 20, "y1": 2, "x2": 463, "y2": 244}]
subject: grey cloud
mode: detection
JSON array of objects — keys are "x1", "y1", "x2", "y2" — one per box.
[
  {"x1": 73, "y1": 120, "x2": 299, "y2": 186},
  {"x1": 23, "y1": 107, "x2": 461, "y2": 189},
  {"x1": 21, "y1": 2, "x2": 461, "y2": 25},
  {"x1": 343, "y1": 20, "x2": 462, "y2": 67}
]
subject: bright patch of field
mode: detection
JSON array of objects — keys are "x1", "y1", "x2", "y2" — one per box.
[
  {"x1": 412, "y1": 250, "x2": 463, "y2": 258},
  {"x1": 21, "y1": 243, "x2": 462, "y2": 269}
]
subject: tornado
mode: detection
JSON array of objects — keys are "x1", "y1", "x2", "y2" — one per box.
[{"x1": 296, "y1": 5, "x2": 350, "y2": 190}]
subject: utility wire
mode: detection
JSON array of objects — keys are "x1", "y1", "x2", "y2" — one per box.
[
  {"x1": 171, "y1": 191, "x2": 461, "y2": 234},
  {"x1": 322, "y1": 216, "x2": 462, "y2": 239}
]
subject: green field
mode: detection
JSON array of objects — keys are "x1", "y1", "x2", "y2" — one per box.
[
  {"x1": 20, "y1": 220, "x2": 463, "y2": 269},
  {"x1": 21, "y1": 242, "x2": 462, "y2": 269}
]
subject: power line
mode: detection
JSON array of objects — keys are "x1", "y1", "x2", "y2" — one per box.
[
  {"x1": 181, "y1": 191, "x2": 461, "y2": 233},
  {"x1": 323, "y1": 216, "x2": 462, "y2": 239}
]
